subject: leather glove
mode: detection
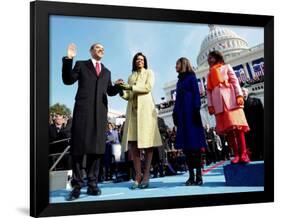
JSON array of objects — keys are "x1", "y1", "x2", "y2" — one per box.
[
  {"x1": 236, "y1": 96, "x2": 244, "y2": 106},
  {"x1": 208, "y1": 106, "x2": 215, "y2": 115},
  {"x1": 119, "y1": 83, "x2": 132, "y2": 90}
]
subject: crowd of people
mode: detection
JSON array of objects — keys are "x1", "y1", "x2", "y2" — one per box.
[
  {"x1": 49, "y1": 113, "x2": 261, "y2": 183},
  {"x1": 239, "y1": 74, "x2": 264, "y2": 88}
]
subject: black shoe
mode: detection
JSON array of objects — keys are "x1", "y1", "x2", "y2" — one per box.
[
  {"x1": 66, "y1": 188, "x2": 81, "y2": 201},
  {"x1": 139, "y1": 182, "x2": 149, "y2": 189},
  {"x1": 130, "y1": 181, "x2": 140, "y2": 190},
  {"x1": 186, "y1": 167, "x2": 195, "y2": 186},
  {"x1": 195, "y1": 176, "x2": 203, "y2": 186},
  {"x1": 185, "y1": 177, "x2": 195, "y2": 186},
  {"x1": 87, "y1": 187, "x2": 102, "y2": 196}
]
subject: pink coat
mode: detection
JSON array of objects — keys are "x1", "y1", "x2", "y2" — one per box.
[{"x1": 207, "y1": 64, "x2": 243, "y2": 115}]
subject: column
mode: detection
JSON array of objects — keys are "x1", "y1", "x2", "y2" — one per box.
[{"x1": 242, "y1": 63, "x2": 250, "y2": 80}]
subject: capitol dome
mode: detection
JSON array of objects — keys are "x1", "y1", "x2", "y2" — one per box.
[{"x1": 197, "y1": 25, "x2": 249, "y2": 66}]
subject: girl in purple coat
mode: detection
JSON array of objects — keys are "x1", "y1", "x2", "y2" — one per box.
[{"x1": 172, "y1": 57, "x2": 207, "y2": 185}]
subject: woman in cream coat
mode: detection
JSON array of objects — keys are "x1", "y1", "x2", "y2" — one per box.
[{"x1": 119, "y1": 52, "x2": 162, "y2": 189}]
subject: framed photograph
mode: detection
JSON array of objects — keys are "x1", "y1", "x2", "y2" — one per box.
[{"x1": 30, "y1": 0, "x2": 274, "y2": 217}]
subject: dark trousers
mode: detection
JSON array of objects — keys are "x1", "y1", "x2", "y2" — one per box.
[
  {"x1": 185, "y1": 151, "x2": 203, "y2": 182},
  {"x1": 71, "y1": 154, "x2": 102, "y2": 189},
  {"x1": 206, "y1": 141, "x2": 218, "y2": 164},
  {"x1": 185, "y1": 151, "x2": 202, "y2": 170}
]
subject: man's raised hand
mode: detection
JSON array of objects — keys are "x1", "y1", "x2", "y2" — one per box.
[{"x1": 67, "y1": 43, "x2": 77, "y2": 59}]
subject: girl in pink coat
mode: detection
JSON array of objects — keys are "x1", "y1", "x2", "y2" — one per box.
[{"x1": 206, "y1": 51, "x2": 250, "y2": 164}]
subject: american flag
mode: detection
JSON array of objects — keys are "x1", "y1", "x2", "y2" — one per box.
[
  {"x1": 253, "y1": 63, "x2": 264, "y2": 77},
  {"x1": 234, "y1": 70, "x2": 241, "y2": 83},
  {"x1": 260, "y1": 61, "x2": 265, "y2": 73},
  {"x1": 234, "y1": 67, "x2": 248, "y2": 83},
  {"x1": 238, "y1": 68, "x2": 247, "y2": 82}
]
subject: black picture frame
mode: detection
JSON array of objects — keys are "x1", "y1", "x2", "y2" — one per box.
[{"x1": 30, "y1": 0, "x2": 274, "y2": 217}]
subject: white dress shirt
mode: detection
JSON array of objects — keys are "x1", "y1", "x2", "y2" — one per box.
[{"x1": 91, "y1": 58, "x2": 101, "y2": 70}]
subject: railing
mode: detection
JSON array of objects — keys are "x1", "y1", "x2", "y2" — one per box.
[
  {"x1": 158, "y1": 107, "x2": 174, "y2": 115},
  {"x1": 248, "y1": 43, "x2": 264, "y2": 52},
  {"x1": 49, "y1": 138, "x2": 71, "y2": 172},
  {"x1": 49, "y1": 137, "x2": 70, "y2": 145}
]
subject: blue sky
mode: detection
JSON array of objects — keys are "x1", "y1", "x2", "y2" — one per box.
[{"x1": 50, "y1": 15, "x2": 263, "y2": 114}]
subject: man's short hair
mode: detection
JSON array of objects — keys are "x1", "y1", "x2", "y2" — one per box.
[{"x1": 90, "y1": 43, "x2": 102, "y2": 50}]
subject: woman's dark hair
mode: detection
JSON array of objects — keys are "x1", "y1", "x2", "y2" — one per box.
[
  {"x1": 176, "y1": 57, "x2": 193, "y2": 73},
  {"x1": 132, "y1": 52, "x2": 148, "y2": 72},
  {"x1": 208, "y1": 50, "x2": 225, "y2": 64}
]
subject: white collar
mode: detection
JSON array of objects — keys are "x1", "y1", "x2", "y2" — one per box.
[{"x1": 91, "y1": 58, "x2": 101, "y2": 66}]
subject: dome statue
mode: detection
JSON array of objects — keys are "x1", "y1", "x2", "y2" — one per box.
[{"x1": 197, "y1": 24, "x2": 249, "y2": 66}]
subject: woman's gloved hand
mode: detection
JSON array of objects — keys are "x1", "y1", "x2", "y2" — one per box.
[
  {"x1": 236, "y1": 96, "x2": 244, "y2": 106},
  {"x1": 119, "y1": 83, "x2": 132, "y2": 90},
  {"x1": 208, "y1": 106, "x2": 215, "y2": 115}
]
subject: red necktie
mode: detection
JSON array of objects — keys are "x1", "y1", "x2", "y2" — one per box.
[{"x1": 95, "y1": 62, "x2": 101, "y2": 77}]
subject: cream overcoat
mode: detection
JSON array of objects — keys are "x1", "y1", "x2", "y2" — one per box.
[{"x1": 121, "y1": 68, "x2": 162, "y2": 151}]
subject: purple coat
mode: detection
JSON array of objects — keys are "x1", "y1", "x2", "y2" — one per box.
[
  {"x1": 172, "y1": 72, "x2": 207, "y2": 152},
  {"x1": 207, "y1": 64, "x2": 243, "y2": 115}
]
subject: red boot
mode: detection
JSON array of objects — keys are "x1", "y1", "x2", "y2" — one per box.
[
  {"x1": 228, "y1": 131, "x2": 239, "y2": 164},
  {"x1": 231, "y1": 146, "x2": 240, "y2": 164},
  {"x1": 237, "y1": 130, "x2": 250, "y2": 163}
]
